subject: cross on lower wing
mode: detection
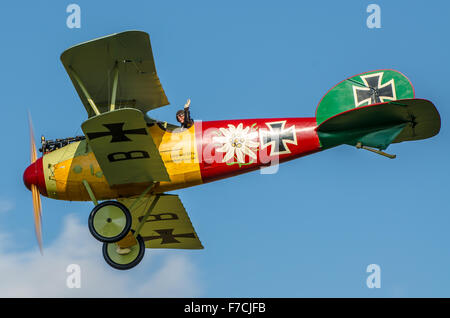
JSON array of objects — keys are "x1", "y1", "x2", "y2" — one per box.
[{"x1": 118, "y1": 194, "x2": 203, "y2": 249}]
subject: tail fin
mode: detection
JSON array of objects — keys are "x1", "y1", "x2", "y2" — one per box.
[
  {"x1": 315, "y1": 70, "x2": 415, "y2": 126},
  {"x1": 317, "y1": 98, "x2": 441, "y2": 152}
]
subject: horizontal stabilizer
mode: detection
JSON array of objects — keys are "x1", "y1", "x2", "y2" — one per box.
[{"x1": 317, "y1": 98, "x2": 441, "y2": 150}]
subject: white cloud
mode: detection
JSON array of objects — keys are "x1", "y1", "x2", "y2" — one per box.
[
  {"x1": 0, "y1": 199, "x2": 14, "y2": 213},
  {"x1": 0, "y1": 215, "x2": 203, "y2": 298}
]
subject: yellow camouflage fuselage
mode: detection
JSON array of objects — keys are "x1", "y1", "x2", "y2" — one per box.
[{"x1": 43, "y1": 124, "x2": 202, "y2": 201}]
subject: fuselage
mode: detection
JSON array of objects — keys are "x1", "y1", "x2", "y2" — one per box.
[{"x1": 24, "y1": 117, "x2": 322, "y2": 201}]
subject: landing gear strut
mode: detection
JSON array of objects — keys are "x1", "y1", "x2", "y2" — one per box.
[
  {"x1": 82, "y1": 180, "x2": 158, "y2": 270},
  {"x1": 102, "y1": 230, "x2": 145, "y2": 270}
]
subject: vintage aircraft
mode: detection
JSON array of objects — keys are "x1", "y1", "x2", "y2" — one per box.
[{"x1": 23, "y1": 31, "x2": 441, "y2": 270}]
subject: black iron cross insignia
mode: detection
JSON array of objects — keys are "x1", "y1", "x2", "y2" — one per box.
[
  {"x1": 352, "y1": 72, "x2": 396, "y2": 107},
  {"x1": 142, "y1": 229, "x2": 196, "y2": 244},
  {"x1": 260, "y1": 121, "x2": 297, "y2": 156},
  {"x1": 87, "y1": 122, "x2": 148, "y2": 143}
]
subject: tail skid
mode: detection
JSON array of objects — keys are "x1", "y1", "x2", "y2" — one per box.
[{"x1": 355, "y1": 142, "x2": 396, "y2": 159}]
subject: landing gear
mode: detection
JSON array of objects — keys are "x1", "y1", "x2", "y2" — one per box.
[
  {"x1": 88, "y1": 201, "x2": 145, "y2": 270},
  {"x1": 88, "y1": 201, "x2": 132, "y2": 243},
  {"x1": 102, "y1": 231, "x2": 145, "y2": 270},
  {"x1": 82, "y1": 180, "x2": 158, "y2": 270}
]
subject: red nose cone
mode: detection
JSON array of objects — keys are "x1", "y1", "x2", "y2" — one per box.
[{"x1": 23, "y1": 157, "x2": 46, "y2": 196}]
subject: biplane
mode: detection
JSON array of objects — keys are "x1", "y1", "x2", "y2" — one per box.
[{"x1": 23, "y1": 31, "x2": 441, "y2": 270}]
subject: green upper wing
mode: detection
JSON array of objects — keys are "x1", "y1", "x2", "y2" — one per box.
[
  {"x1": 61, "y1": 30, "x2": 169, "y2": 117},
  {"x1": 81, "y1": 108, "x2": 170, "y2": 186}
]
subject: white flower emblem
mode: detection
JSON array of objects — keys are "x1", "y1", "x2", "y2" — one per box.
[{"x1": 214, "y1": 123, "x2": 259, "y2": 164}]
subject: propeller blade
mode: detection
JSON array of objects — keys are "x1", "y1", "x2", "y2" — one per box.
[
  {"x1": 32, "y1": 184, "x2": 43, "y2": 254},
  {"x1": 28, "y1": 111, "x2": 43, "y2": 254},
  {"x1": 28, "y1": 111, "x2": 37, "y2": 164}
]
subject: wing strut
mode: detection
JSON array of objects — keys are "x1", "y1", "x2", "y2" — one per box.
[
  {"x1": 134, "y1": 194, "x2": 161, "y2": 238},
  {"x1": 68, "y1": 66, "x2": 101, "y2": 116},
  {"x1": 82, "y1": 179, "x2": 98, "y2": 205},
  {"x1": 116, "y1": 187, "x2": 156, "y2": 251},
  {"x1": 70, "y1": 61, "x2": 121, "y2": 115},
  {"x1": 110, "y1": 62, "x2": 119, "y2": 112}
]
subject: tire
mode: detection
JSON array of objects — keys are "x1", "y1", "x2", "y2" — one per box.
[
  {"x1": 88, "y1": 201, "x2": 132, "y2": 243},
  {"x1": 102, "y1": 233, "x2": 145, "y2": 270}
]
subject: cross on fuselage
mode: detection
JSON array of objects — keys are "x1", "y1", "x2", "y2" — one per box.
[{"x1": 260, "y1": 121, "x2": 297, "y2": 156}]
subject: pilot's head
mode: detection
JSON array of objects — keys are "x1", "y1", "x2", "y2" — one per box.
[{"x1": 176, "y1": 110, "x2": 185, "y2": 124}]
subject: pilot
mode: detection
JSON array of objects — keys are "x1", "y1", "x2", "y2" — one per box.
[{"x1": 176, "y1": 98, "x2": 194, "y2": 129}]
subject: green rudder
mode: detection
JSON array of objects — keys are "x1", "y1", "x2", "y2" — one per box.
[{"x1": 315, "y1": 69, "x2": 415, "y2": 126}]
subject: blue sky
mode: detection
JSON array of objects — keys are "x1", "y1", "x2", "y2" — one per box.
[{"x1": 1, "y1": 0, "x2": 449, "y2": 297}]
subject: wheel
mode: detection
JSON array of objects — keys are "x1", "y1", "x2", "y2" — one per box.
[
  {"x1": 102, "y1": 233, "x2": 145, "y2": 270},
  {"x1": 88, "y1": 201, "x2": 132, "y2": 243}
]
